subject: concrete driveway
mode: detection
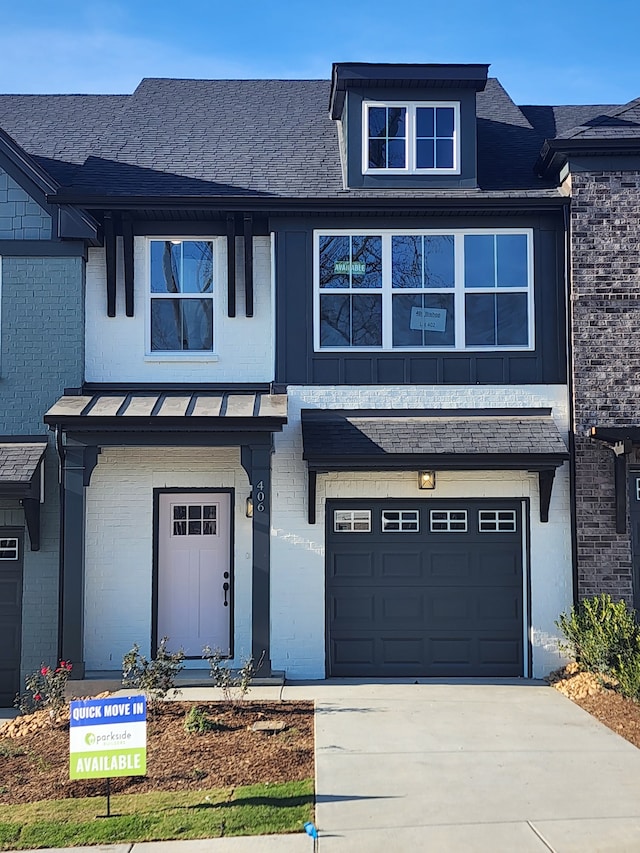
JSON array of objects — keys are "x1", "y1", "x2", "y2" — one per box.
[
  {"x1": 285, "y1": 679, "x2": 640, "y2": 852},
  {"x1": 4, "y1": 680, "x2": 640, "y2": 852}
]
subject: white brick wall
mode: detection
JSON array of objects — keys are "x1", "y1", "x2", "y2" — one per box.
[
  {"x1": 84, "y1": 447, "x2": 253, "y2": 671},
  {"x1": 271, "y1": 385, "x2": 572, "y2": 680},
  {"x1": 85, "y1": 236, "x2": 274, "y2": 383}
]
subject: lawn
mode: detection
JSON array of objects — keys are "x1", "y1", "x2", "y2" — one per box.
[{"x1": 0, "y1": 699, "x2": 315, "y2": 848}]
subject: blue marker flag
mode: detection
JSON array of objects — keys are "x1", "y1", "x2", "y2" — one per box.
[{"x1": 304, "y1": 822, "x2": 318, "y2": 839}]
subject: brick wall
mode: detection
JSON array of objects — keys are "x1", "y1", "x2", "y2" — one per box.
[
  {"x1": 0, "y1": 254, "x2": 84, "y2": 678},
  {"x1": 570, "y1": 170, "x2": 640, "y2": 603},
  {"x1": 0, "y1": 168, "x2": 51, "y2": 239}
]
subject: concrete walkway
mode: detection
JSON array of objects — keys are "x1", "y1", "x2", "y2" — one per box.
[{"x1": 5, "y1": 680, "x2": 640, "y2": 851}]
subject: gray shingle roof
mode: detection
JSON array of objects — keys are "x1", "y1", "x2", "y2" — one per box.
[
  {"x1": 0, "y1": 442, "x2": 46, "y2": 484},
  {"x1": 302, "y1": 410, "x2": 568, "y2": 461},
  {"x1": 0, "y1": 76, "x2": 630, "y2": 199}
]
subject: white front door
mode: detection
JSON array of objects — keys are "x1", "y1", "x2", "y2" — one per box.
[{"x1": 157, "y1": 492, "x2": 231, "y2": 657}]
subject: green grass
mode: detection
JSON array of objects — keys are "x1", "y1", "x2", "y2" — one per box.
[{"x1": 0, "y1": 779, "x2": 314, "y2": 849}]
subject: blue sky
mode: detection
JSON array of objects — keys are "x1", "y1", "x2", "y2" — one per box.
[{"x1": 3, "y1": 0, "x2": 640, "y2": 105}]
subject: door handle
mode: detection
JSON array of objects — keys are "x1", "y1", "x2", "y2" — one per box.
[{"x1": 223, "y1": 582, "x2": 229, "y2": 607}]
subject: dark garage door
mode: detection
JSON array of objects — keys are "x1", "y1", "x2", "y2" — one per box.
[
  {"x1": 0, "y1": 530, "x2": 23, "y2": 706},
  {"x1": 326, "y1": 500, "x2": 524, "y2": 678}
]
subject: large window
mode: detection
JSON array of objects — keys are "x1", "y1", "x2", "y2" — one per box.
[
  {"x1": 149, "y1": 240, "x2": 214, "y2": 352},
  {"x1": 363, "y1": 101, "x2": 460, "y2": 174},
  {"x1": 315, "y1": 230, "x2": 533, "y2": 352}
]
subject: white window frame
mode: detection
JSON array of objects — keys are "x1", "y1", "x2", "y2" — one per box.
[
  {"x1": 145, "y1": 237, "x2": 219, "y2": 360},
  {"x1": 333, "y1": 510, "x2": 372, "y2": 533},
  {"x1": 362, "y1": 101, "x2": 461, "y2": 175},
  {"x1": 430, "y1": 510, "x2": 468, "y2": 532},
  {"x1": 382, "y1": 510, "x2": 420, "y2": 532},
  {"x1": 478, "y1": 510, "x2": 517, "y2": 532},
  {"x1": 0, "y1": 537, "x2": 19, "y2": 559},
  {"x1": 314, "y1": 228, "x2": 534, "y2": 353}
]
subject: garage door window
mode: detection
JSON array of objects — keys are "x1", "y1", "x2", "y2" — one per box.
[
  {"x1": 334, "y1": 510, "x2": 372, "y2": 532},
  {"x1": 478, "y1": 510, "x2": 517, "y2": 532},
  {"x1": 0, "y1": 538, "x2": 18, "y2": 559},
  {"x1": 382, "y1": 510, "x2": 419, "y2": 532},
  {"x1": 430, "y1": 510, "x2": 467, "y2": 532}
]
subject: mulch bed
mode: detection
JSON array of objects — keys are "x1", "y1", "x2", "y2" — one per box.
[
  {"x1": 0, "y1": 701, "x2": 314, "y2": 805},
  {"x1": 549, "y1": 663, "x2": 640, "y2": 749}
]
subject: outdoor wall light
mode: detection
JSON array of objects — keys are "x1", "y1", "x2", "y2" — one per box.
[
  {"x1": 418, "y1": 471, "x2": 436, "y2": 490},
  {"x1": 246, "y1": 496, "x2": 254, "y2": 518}
]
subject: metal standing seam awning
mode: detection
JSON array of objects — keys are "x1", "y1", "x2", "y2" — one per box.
[
  {"x1": 0, "y1": 437, "x2": 47, "y2": 550},
  {"x1": 44, "y1": 389, "x2": 288, "y2": 439},
  {"x1": 302, "y1": 408, "x2": 569, "y2": 524}
]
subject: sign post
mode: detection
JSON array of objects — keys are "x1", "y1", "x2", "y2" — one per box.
[{"x1": 70, "y1": 695, "x2": 147, "y2": 816}]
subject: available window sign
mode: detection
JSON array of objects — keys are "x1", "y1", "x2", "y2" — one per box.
[
  {"x1": 334, "y1": 260, "x2": 366, "y2": 275},
  {"x1": 70, "y1": 695, "x2": 147, "y2": 779},
  {"x1": 410, "y1": 306, "x2": 447, "y2": 332}
]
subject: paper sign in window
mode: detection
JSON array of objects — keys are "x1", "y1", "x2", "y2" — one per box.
[{"x1": 410, "y1": 306, "x2": 447, "y2": 332}]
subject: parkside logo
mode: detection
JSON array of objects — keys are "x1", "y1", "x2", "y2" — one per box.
[{"x1": 84, "y1": 730, "x2": 132, "y2": 746}]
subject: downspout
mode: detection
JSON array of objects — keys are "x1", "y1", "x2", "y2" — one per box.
[
  {"x1": 564, "y1": 199, "x2": 579, "y2": 607},
  {"x1": 54, "y1": 426, "x2": 66, "y2": 660}
]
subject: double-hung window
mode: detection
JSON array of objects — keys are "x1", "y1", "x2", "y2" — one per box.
[
  {"x1": 315, "y1": 229, "x2": 533, "y2": 352},
  {"x1": 363, "y1": 101, "x2": 460, "y2": 174},
  {"x1": 149, "y1": 239, "x2": 214, "y2": 353}
]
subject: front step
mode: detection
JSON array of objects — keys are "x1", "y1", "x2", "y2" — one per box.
[{"x1": 66, "y1": 669, "x2": 286, "y2": 698}]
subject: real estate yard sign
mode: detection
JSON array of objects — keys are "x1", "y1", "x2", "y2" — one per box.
[{"x1": 70, "y1": 695, "x2": 147, "y2": 779}]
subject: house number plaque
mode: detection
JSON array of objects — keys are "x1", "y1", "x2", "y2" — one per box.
[{"x1": 254, "y1": 480, "x2": 266, "y2": 513}]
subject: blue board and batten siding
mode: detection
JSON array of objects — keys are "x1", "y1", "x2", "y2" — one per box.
[
  {"x1": 0, "y1": 167, "x2": 51, "y2": 240},
  {"x1": 274, "y1": 214, "x2": 566, "y2": 386},
  {"x1": 0, "y1": 164, "x2": 85, "y2": 684}
]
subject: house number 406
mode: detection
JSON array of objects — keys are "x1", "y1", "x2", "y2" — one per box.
[{"x1": 255, "y1": 481, "x2": 266, "y2": 512}]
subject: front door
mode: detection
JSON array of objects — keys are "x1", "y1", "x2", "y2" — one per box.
[
  {"x1": 157, "y1": 492, "x2": 232, "y2": 658},
  {"x1": 0, "y1": 530, "x2": 23, "y2": 706}
]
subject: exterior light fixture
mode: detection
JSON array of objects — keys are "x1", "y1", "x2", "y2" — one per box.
[
  {"x1": 246, "y1": 496, "x2": 254, "y2": 518},
  {"x1": 418, "y1": 471, "x2": 436, "y2": 490}
]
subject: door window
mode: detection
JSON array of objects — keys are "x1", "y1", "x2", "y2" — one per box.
[{"x1": 171, "y1": 504, "x2": 217, "y2": 536}]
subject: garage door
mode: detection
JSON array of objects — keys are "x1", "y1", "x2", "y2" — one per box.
[
  {"x1": 0, "y1": 530, "x2": 23, "y2": 706},
  {"x1": 326, "y1": 500, "x2": 525, "y2": 678}
]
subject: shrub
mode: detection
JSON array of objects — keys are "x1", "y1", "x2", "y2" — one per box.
[
  {"x1": 183, "y1": 705, "x2": 217, "y2": 734},
  {"x1": 556, "y1": 594, "x2": 638, "y2": 674},
  {"x1": 122, "y1": 637, "x2": 185, "y2": 709},
  {"x1": 14, "y1": 661, "x2": 73, "y2": 718},
  {"x1": 614, "y1": 640, "x2": 640, "y2": 701},
  {"x1": 202, "y1": 646, "x2": 264, "y2": 704}
]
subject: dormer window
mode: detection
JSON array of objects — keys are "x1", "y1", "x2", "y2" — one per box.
[{"x1": 363, "y1": 101, "x2": 460, "y2": 175}]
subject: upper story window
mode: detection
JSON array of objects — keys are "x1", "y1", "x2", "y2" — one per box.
[
  {"x1": 363, "y1": 101, "x2": 460, "y2": 175},
  {"x1": 315, "y1": 229, "x2": 533, "y2": 352},
  {"x1": 149, "y1": 239, "x2": 214, "y2": 352}
]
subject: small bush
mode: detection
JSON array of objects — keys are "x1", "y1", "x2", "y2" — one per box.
[
  {"x1": 202, "y1": 647, "x2": 264, "y2": 704},
  {"x1": 183, "y1": 705, "x2": 217, "y2": 735},
  {"x1": 122, "y1": 637, "x2": 185, "y2": 709},
  {"x1": 614, "y1": 643, "x2": 640, "y2": 701},
  {"x1": 14, "y1": 661, "x2": 73, "y2": 717},
  {"x1": 556, "y1": 594, "x2": 638, "y2": 673}
]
